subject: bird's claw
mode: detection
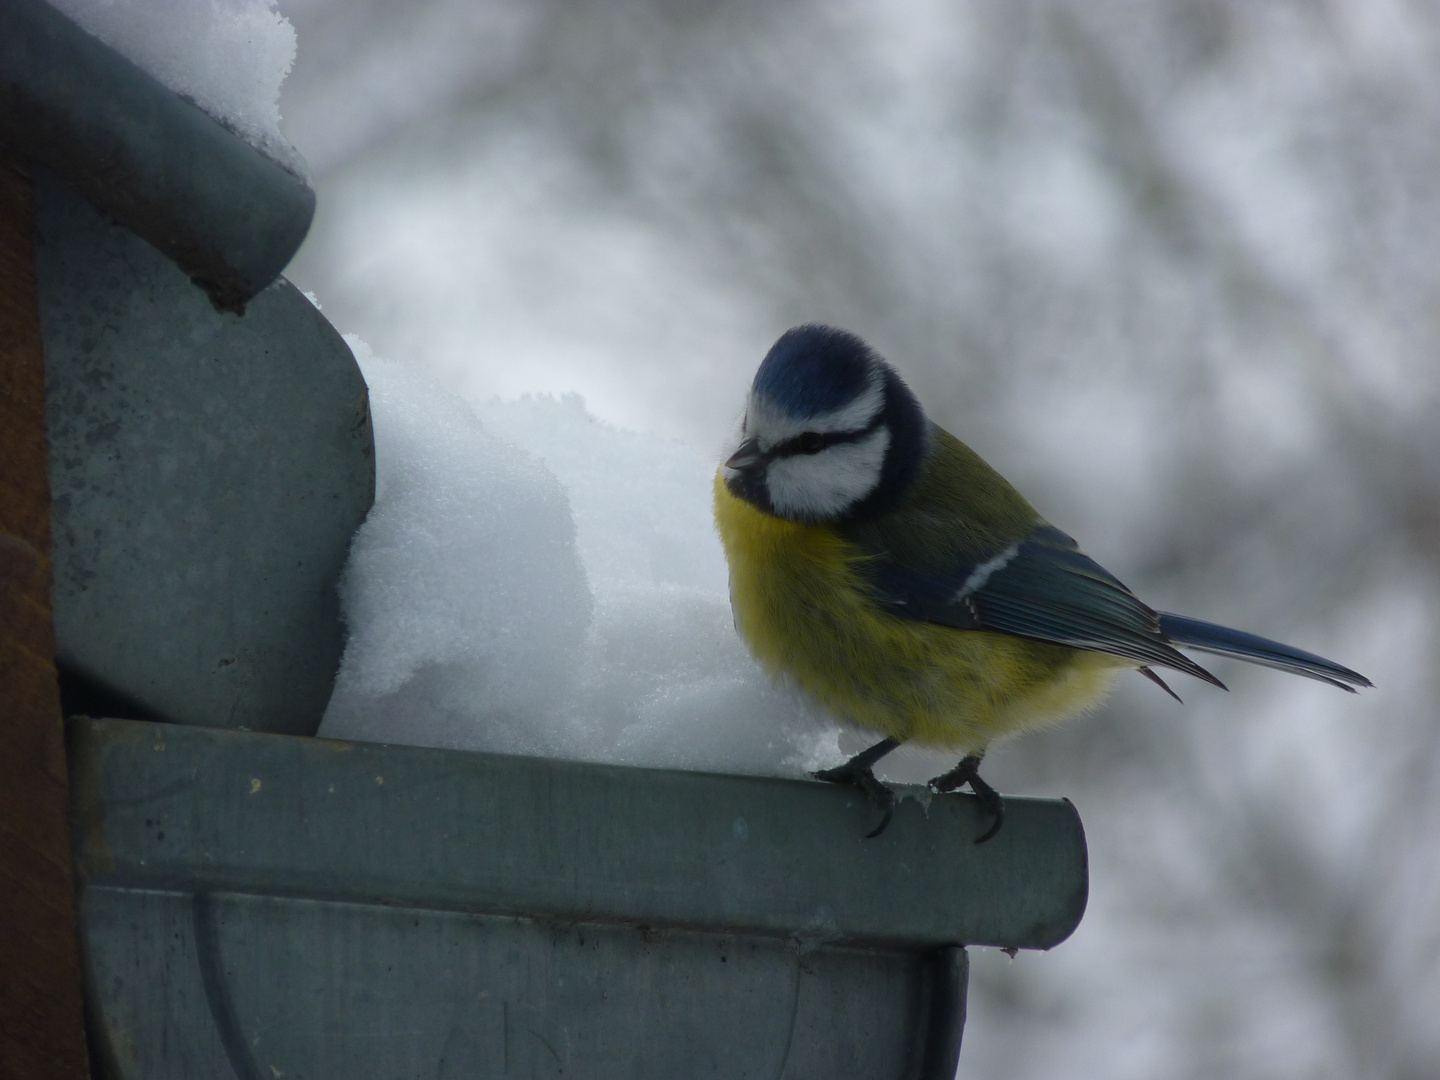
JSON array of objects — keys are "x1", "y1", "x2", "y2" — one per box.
[
  {"x1": 970, "y1": 780, "x2": 1005, "y2": 844},
  {"x1": 813, "y1": 760, "x2": 898, "y2": 838},
  {"x1": 928, "y1": 754, "x2": 1005, "y2": 844}
]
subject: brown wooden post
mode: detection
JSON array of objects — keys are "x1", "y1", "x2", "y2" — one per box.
[{"x1": 0, "y1": 159, "x2": 92, "y2": 1078}]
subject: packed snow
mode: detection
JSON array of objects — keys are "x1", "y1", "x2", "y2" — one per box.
[
  {"x1": 320, "y1": 339, "x2": 846, "y2": 777},
  {"x1": 47, "y1": 0, "x2": 300, "y2": 170}
]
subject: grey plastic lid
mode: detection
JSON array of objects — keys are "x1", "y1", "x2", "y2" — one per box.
[
  {"x1": 0, "y1": 0, "x2": 313, "y2": 311},
  {"x1": 39, "y1": 176, "x2": 373, "y2": 736}
]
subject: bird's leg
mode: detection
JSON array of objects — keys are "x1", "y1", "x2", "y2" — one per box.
[
  {"x1": 813, "y1": 737, "x2": 902, "y2": 839},
  {"x1": 928, "y1": 752, "x2": 1005, "y2": 844}
]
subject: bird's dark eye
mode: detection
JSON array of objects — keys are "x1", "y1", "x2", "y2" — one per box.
[{"x1": 797, "y1": 431, "x2": 825, "y2": 454}]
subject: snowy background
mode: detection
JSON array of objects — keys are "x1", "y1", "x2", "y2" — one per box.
[{"x1": 62, "y1": 1, "x2": 1440, "y2": 1077}]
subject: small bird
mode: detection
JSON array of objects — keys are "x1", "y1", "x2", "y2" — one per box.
[{"x1": 713, "y1": 325, "x2": 1371, "y2": 841}]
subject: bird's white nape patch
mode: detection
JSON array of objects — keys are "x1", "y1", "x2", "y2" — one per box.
[
  {"x1": 745, "y1": 365, "x2": 886, "y2": 450},
  {"x1": 765, "y1": 427, "x2": 890, "y2": 520}
]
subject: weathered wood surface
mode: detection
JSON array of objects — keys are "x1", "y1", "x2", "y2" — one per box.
[{"x1": 0, "y1": 158, "x2": 91, "y2": 1080}]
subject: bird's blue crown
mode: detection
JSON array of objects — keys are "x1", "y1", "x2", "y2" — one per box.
[{"x1": 752, "y1": 325, "x2": 880, "y2": 418}]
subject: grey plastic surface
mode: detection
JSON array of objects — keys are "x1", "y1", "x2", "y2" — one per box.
[
  {"x1": 39, "y1": 176, "x2": 375, "y2": 736},
  {"x1": 0, "y1": 0, "x2": 313, "y2": 312},
  {"x1": 84, "y1": 889, "x2": 934, "y2": 1080},
  {"x1": 916, "y1": 947, "x2": 969, "y2": 1080},
  {"x1": 71, "y1": 717, "x2": 1088, "y2": 1079},
  {"x1": 71, "y1": 719, "x2": 1089, "y2": 949}
]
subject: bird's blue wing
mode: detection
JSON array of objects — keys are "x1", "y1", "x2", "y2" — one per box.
[{"x1": 861, "y1": 524, "x2": 1225, "y2": 686}]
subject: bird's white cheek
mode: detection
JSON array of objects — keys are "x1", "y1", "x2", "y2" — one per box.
[{"x1": 766, "y1": 428, "x2": 890, "y2": 520}]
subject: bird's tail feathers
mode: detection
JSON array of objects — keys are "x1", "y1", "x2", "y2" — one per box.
[{"x1": 1158, "y1": 613, "x2": 1372, "y2": 693}]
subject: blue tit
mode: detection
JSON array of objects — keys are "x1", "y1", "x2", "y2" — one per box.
[{"x1": 714, "y1": 325, "x2": 1371, "y2": 840}]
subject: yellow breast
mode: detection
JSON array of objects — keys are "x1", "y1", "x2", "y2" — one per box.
[{"x1": 712, "y1": 471, "x2": 1121, "y2": 752}]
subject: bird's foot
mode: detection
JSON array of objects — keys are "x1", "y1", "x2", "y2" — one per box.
[
  {"x1": 928, "y1": 754, "x2": 1005, "y2": 844},
  {"x1": 817, "y1": 743, "x2": 892, "y2": 835}
]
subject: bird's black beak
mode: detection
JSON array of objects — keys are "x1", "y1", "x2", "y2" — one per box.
[
  {"x1": 722, "y1": 437, "x2": 773, "y2": 512},
  {"x1": 724, "y1": 437, "x2": 765, "y2": 473}
]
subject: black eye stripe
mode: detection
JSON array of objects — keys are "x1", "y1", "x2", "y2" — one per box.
[{"x1": 772, "y1": 414, "x2": 885, "y2": 459}]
